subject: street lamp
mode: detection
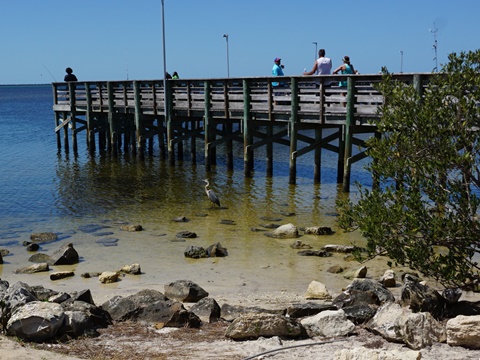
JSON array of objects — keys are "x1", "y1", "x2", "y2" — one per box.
[
  {"x1": 312, "y1": 42, "x2": 317, "y2": 60},
  {"x1": 161, "y1": 0, "x2": 167, "y2": 115},
  {"x1": 400, "y1": 50, "x2": 403, "y2": 73},
  {"x1": 223, "y1": 34, "x2": 230, "y2": 77}
]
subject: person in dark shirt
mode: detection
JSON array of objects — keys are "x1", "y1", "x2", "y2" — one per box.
[{"x1": 64, "y1": 67, "x2": 78, "y2": 82}]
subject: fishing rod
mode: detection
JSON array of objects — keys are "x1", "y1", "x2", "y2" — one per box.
[{"x1": 42, "y1": 63, "x2": 57, "y2": 82}]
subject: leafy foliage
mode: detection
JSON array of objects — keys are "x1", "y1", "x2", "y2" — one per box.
[{"x1": 337, "y1": 50, "x2": 480, "y2": 288}]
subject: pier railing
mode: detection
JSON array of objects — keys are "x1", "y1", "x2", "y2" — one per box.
[{"x1": 53, "y1": 73, "x2": 431, "y2": 125}]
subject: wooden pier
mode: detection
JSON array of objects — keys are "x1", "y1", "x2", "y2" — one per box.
[{"x1": 52, "y1": 73, "x2": 430, "y2": 191}]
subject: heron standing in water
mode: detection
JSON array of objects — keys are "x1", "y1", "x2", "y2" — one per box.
[{"x1": 203, "y1": 179, "x2": 221, "y2": 207}]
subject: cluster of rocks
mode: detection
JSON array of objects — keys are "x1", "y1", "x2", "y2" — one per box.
[
  {"x1": 1, "y1": 273, "x2": 480, "y2": 357},
  {"x1": 11, "y1": 241, "x2": 140, "y2": 284}
]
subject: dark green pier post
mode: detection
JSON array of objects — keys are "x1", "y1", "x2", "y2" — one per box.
[
  {"x1": 243, "y1": 80, "x2": 253, "y2": 177},
  {"x1": 68, "y1": 82, "x2": 78, "y2": 155},
  {"x1": 342, "y1": 76, "x2": 356, "y2": 192},
  {"x1": 108, "y1": 82, "x2": 118, "y2": 157},
  {"x1": 204, "y1": 81, "x2": 212, "y2": 171}
]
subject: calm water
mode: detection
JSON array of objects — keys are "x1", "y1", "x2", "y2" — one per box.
[{"x1": 0, "y1": 84, "x2": 375, "y2": 303}]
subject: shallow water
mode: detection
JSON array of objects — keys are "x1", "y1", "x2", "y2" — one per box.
[{"x1": 0, "y1": 84, "x2": 386, "y2": 304}]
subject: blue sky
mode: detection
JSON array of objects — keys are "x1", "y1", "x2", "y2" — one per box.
[{"x1": 1, "y1": 0, "x2": 479, "y2": 84}]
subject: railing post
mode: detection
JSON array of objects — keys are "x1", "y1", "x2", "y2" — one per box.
[
  {"x1": 85, "y1": 84, "x2": 95, "y2": 153},
  {"x1": 108, "y1": 82, "x2": 118, "y2": 157},
  {"x1": 53, "y1": 84, "x2": 61, "y2": 150},
  {"x1": 133, "y1": 81, "x2": 145, "y2": 159},
  {"x1": 204, "y1": 81, "x2": 212, "y2": 171},
  {"x1": 243, "y1": 79, "x2": 253, "y2": 177},
  {"x1": 164, "y1": 80, "x2": 174, "y2": 165},
  {"x1": 68, "y1": 82, "x2": 77, "y2": 155},
  {"x1": 289, "y1": 77, "x2": 298, "y2": 184},
  {"x1": 342, "y1": 76, "x2": 356, "y2": 192}
]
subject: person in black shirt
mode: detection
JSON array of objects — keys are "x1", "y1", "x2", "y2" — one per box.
[{"x1": 64, "y1": 67, "x2": 78, "y2": 82}]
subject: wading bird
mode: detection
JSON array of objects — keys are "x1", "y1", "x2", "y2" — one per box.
[{"x1": 203, "y1": 179, "x2": 221, "y2": 207}]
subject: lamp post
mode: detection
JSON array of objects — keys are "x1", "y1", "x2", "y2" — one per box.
[
  {"x1": 161, "y1": 0, "x2": 167, "y2": 112},
  {"x1": 312, "y1": 42, "x2": 317, "y2": 60},
  {"x1": 223, "y1": 34, "x2": 230, "y2": 77},
  {"x1": 400, "y1": 50, "x2": 403, "y2": 73}
]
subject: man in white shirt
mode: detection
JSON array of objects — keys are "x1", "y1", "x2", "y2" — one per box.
[{"x1": 303, "y1": 49, "x2": 332, "y2": 84}]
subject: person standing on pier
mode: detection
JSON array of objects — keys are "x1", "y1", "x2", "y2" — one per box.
[
  {"x1": 332, "y1": 56, "x2": 356, "y2": 86},
  {"x1": 272, "y1": 57, "x2": 285, "y2": 87},
  {"x1": 303, "y1": 49, "x2": 332, "y2": 77},
  {"x1": 64, "y1": 67, "x2": 78, "y2": 82}
]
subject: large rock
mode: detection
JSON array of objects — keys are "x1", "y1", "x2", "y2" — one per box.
[
  {"x1": 345, "y1": 279, "x2": 395, "y2": 304},
  {"x1": 99, "y1": 271, "x2": 120, "y2": 284},
  {"x1": 184, "y1": 245, "x2": 208, "y2": 259},
  {"x1": 220, "y1": 303, "x2": 285, "y2": 322},
  {"x1": 101, "y1": 289, "x2": 168, "y2": 321},
  {"x1": 366, "y1": 302, "x2": 446, "y2": 349},
  {"x1": 30, "y1": 232, "x2": 58, "y2": 244},
  {"x1": 6, "y1": 301, "x2": 65, "y2": 342},
  {"x1": 300, "y1": 309, "x2": 355, "y2": 338},
  {"x1": 49, "y1": 243, "x2": 79, "y2": 265},
  {"x1": 2, "y1": 281, "x2": 38, "y2": 315},
  {"x1": 304, "y1": 281, "x2": 332, "y2": 300},
  {"x1": 446, "y1": 315, "x2": 480, "y2": 348},
  {"x1": 164, "y1": 280, "x2": 208, "y2": 302},
  {"x1": 333, "y1": 289, "x2": 381, "y2": 309},
  {"x1": 61, "y1": 300, "x2": 112, "y2": 330},
  {"x1": 264, "y1": 223, "x2": 299, "y2": 239},
  {"x1": 188, "y1": 297, "x2": 220, "y2": 324},
  {"x1": 286, "y1": 302, "x2": 337, "y2": 319},
  {"x1": 400, "y1": 274, "x2": 446, "y2": 320},
  {"x1": 225, "y1": 313, "x2": 305, "y2": 340},
  {"x1": 14, "y1": 263, "x2": 49, "y2": 274}
]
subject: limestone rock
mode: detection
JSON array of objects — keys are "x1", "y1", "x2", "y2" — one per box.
[
  {"x1": 164, "y1": 280, "x2": 208, "y2": 302},
  {"x1": 7, "y1": 301, "x2": 65, "y2": 342},
  {"x1": 264, "y1": 223, "x2": 299, "y2": 239},
  {"x1": 304, "y1": 281, "x2": 332, "y2": 300},
  {"x1": 344, "y1": 266, "x2": 368, "y2": 279},
  {"x1": 301, "y1": 309, "x2": 355, "y2": 338},
  {"x1": 322, "y1": 244, "x2": 357, "y2": 253},
  {"x1": 119, "y1": 263, "x2": 141, "y2": 275},
  {"x1": 380, "y1": 269, "x2": 396, "y2": 288},
  {"x1": 225, "y1": 313, "x2": 305, "y2": 340},
  {"x1": 446, "y1": 315, "x2": 480, "y2": 349},
  {"x1": 99, "y1": 271, "x2": 120, "y2": 284},
  {"x1": 14, "y1": 263, "x2": 49, "y2": 274}
]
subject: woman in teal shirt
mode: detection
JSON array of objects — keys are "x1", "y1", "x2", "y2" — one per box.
[{"x1": 332, "y1": 56, "x2": 356, "y2": 87}]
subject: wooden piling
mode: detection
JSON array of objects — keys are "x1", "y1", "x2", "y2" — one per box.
[
  {"x1": 243, "y1": 79, "x2": 253, "y2": 177},
  {"x1": 288, "y1": 77, "x2": 298, "y2": 184}
]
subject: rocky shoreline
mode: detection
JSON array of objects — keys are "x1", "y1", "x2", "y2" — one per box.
[
  {"x1": 1, "y1": 225, "x2": 480, "y2": 359},
  {"x1": 1, "y1": 270, "x2": 480, "y2": 359}
]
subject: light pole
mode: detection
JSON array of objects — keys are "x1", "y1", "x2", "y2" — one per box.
[
  {"x1": 312, "y1": 42, "x2": 317, "y2": 60},
  {"x1": 429, "y1": 23, "x2": 438, "y2": 72},
  {"x1": 161, "y1": 0, "x2": 167, "y2": 113},
  {"x1": 400, "y1": 50, "x2": 403, "y2": 73},
  {"x1": 223, "y1": 34, "x2": 230, "y2": 77}
]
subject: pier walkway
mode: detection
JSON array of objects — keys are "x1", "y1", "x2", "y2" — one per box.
[{"x1": 52, "y1": 73, "x2": 430, "y2": 191}]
